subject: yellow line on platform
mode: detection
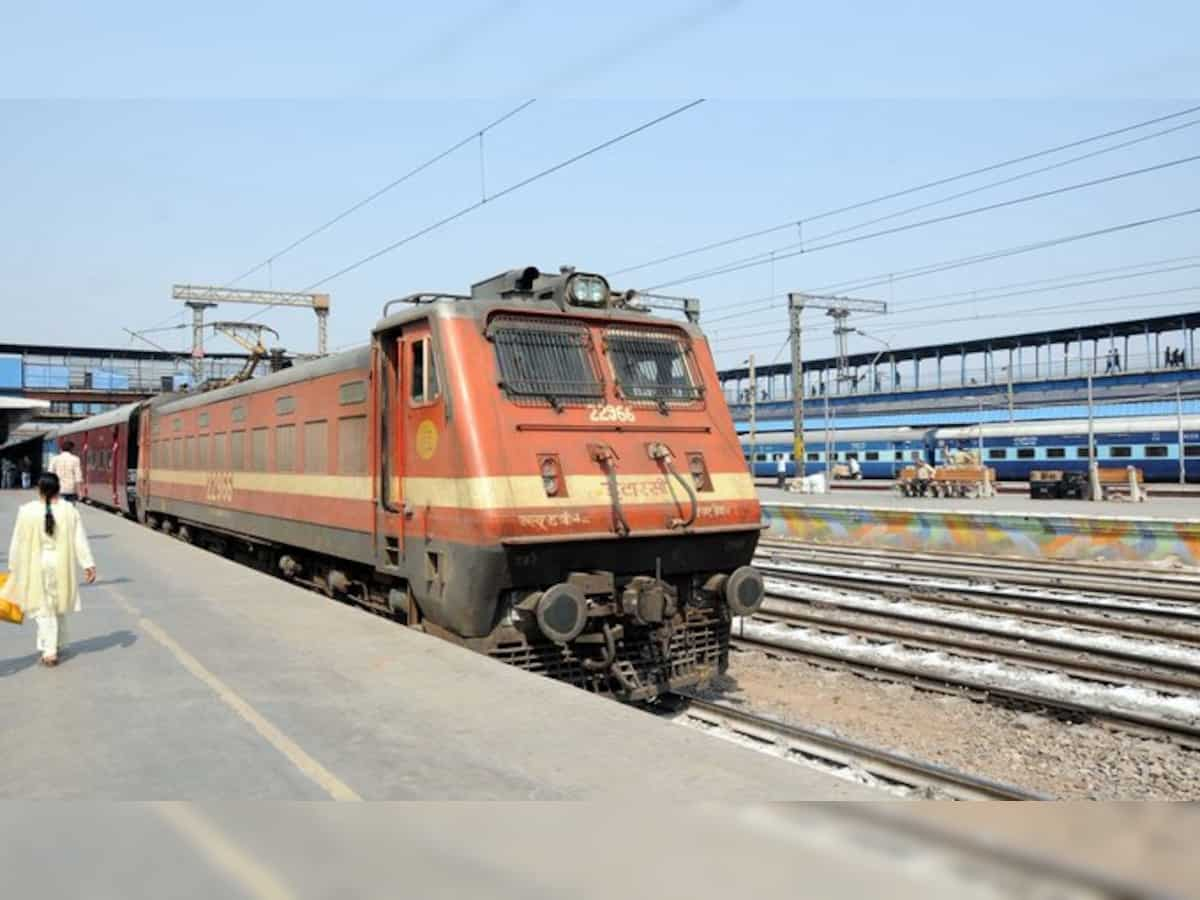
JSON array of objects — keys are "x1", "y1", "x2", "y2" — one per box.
[
  {"x1": 155, "y1": 804, "x2": 298, "y2": 900},
  {"x1": 108, "y1": 588, "x2": 362, "y2": 802}
]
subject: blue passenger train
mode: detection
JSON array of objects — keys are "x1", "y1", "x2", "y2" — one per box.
[{"x1": 741, "y1": 415, "x2": 1200, "y2": 482}]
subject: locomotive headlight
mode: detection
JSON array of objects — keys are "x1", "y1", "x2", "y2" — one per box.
[
  {"x1": 539, "y1": 455, "x2": 565, "y2": 496},
  {"x1": 686, "y1": 451, "x2": 713, "y2": 492},
  {"x1": 568, "y1": 274, "x2": 610, "y2": 306}
]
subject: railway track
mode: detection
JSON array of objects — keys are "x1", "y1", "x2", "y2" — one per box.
[
  {"x1": 740, "y1": 544, "x2": 1200, "y2": 747},
  {"x1": 671, "y1": 694, "x2": 1046, "y2": 800}
]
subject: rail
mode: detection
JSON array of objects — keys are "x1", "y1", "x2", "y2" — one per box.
[
  {"x1": 672, "y1": 695, "x2": 1045, "y2": 800},
  {"x1": 743, "y1": 548, "x2": 1200, "y2": 747}
]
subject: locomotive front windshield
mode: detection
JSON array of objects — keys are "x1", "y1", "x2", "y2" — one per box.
[
  {"x1": 605, "y1": 329, "x2": 701, "y2": 403},
  {"x1": 489, "y1": 318, "x2": 605, "y2": 404}
]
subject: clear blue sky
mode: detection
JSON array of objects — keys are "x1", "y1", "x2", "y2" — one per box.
[{"x1": 2, "y1": 1, "x2": 1198, "y2": 370}]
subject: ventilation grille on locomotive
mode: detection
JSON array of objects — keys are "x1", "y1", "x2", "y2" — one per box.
[
  {"x1": 489, "y1": 318, "x2": 605, "y2": 406},
  {"x1": 605, "y1": 328, "x2": 703, "y2": 404}
]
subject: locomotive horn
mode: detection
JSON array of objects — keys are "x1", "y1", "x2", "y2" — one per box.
[
  {"x1": 534, "y1": 583, "x2": 588, "y2": 644},
  {"x1": 725, "y1": 566, "x2": 765, "y2": 617}
]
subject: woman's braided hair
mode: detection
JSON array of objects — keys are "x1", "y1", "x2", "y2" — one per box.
[{"x1": 37, "y1": 472, "x2": 60, "y2": 537}]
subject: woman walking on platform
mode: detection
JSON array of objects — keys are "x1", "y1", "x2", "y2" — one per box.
[{"x1": 1, "y1": 473, "x2": 96, "y2": 666}]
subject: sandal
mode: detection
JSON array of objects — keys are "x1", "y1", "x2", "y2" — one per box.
[{"x1": 41, "y1": 656, "x2": 58, "y2": 667}]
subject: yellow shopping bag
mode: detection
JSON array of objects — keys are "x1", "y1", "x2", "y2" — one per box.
[{"x1": 0, "y1": 573, "x2": 23, "y2": 625}]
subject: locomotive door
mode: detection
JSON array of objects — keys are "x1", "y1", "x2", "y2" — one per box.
[
  {"x1": 374, "y1": 319, "x2": 445, "y2": 616},
  {"x1": 110, "y1": 425, "x2": 121, "y2": 508},
  {"x1": 375, "y1": 334, "x2": 406, "y2": 574},
  {"x1": 398, "y1": 320, "x2": 444, "y2": 544}
]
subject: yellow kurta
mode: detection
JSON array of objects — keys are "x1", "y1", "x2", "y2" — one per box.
[{"x1": 1, "y1": 500, "x2": 94, "y2": 616}]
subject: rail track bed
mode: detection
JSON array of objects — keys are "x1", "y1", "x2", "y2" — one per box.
[
  {"x1": 744, "y1": 542, "x2": 1200, "y2": 747},
  {"x1": 671, "y1": 694, "x2": 1045, "y2": 800}
]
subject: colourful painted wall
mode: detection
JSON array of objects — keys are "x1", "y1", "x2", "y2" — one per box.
[{"x1": 761, "y1": 503, "x2": 1200, "y2": 567}]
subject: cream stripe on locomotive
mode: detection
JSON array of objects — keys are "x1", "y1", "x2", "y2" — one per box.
[
  {"x1": 151, "y1": 469, "x2": 755, "y2": 510},
  {"x1": 153, "y1": 470, "x2": 373, "y2": 501},
  {"x1": 393, "y1": 472, "x2": 755, "y2": 510}
]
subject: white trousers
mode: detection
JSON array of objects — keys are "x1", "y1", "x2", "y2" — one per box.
[
  {"x1": 35, "y1": 613, "x2": 66, "y2": 658},
  {"x1": 36, "y1": 546, "x2": 65, "y2": 658}
]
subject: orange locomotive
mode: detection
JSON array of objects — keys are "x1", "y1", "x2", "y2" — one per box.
[{"x1": 97, "y1": 267, "x2": 766, "y2": 700}]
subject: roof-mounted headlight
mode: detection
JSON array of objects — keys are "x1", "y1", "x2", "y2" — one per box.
[{"x1": 567, "y1": 273, "x2": 610, "y2": 307}]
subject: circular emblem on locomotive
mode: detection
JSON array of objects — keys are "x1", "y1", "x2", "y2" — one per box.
[{"x1": 416, "y1": 419, "x2": 439, "y2": 460}]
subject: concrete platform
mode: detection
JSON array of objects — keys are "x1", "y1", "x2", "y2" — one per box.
[
  {"x1": 758, "y1": 487, "x2": 1200, "y2": 567},
  {"x1": 0, "y1": 492, "x2": 876, "y2": 800},
  {"x1": 759, "y1": 485, "x2": 1200, "y2": 520}
]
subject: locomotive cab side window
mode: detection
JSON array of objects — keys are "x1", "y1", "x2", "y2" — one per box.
[{"x1": 409, "y1": 336, "x2": 440, "y2": 406}]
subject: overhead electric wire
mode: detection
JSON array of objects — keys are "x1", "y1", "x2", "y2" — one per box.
[
  {"x1": 680, "y1": 206, "x2": 1200, "y2": 330},
  {"x1": 646, "y1": 152, "x2": 1200, "y2": 291},
  {"x1": 663, "y1": 116, "x2": 1200, "y2": 288},
  {"x1": 712, "y1": 285, "x2": 1200, "y2": 354},
  {"x1": 706, "y1": 253, "x2": 1200, "y2": 327},
  {"x1": 225, "y1": 99, "x2": 537, "y2": 288},
  {"x1": 709, "y1": 259, "x2": 1200, "y2": 337},
  {"x1": 292, "y1": 99, "x2": 706, "y2": 293},
  {"x1": 611, "y1": 102, "x2": 1200, "y2": 278}
]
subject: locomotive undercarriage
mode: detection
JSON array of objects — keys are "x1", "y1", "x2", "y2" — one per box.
[{"x1": 143, "y1": 511, "x2": 763, "y2": 702}]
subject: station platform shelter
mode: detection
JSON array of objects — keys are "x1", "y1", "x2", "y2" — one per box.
[
  {"x1": 0, "y1": 341, "x2": 257, "y2": 467},
  {"x1": 720, "y1": 311, "x2": 1200, "y2": 431}
]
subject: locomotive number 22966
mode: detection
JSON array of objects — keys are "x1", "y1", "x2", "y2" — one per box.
[{"x1": 588, "y1": 404, "x2": 636, "y2": 423}]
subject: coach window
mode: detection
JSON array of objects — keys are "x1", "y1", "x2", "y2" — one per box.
[
  {"x1": 197, "y1": 434, "x2": 209, "y2": 468},
  {"x1": 409, "y1": 336, "x2": 440, "y2": 406},
  {"x1": 230, "y1": 431, "x2": 245, "y2": 471},
  {"x1": 1016, "y1": 448, "x2": 1035, "y2": 459},
  {"x1": 1145, "y1": 445, "x2": 1169, "y2": 458},
  {"x1": 1110, "y1": 446, "x2": 1132, "y2": 458},
  {"x1": 213, "y1": 432, "x2": 226, "y2": 469},
  {"x1": 276, "y1": 425, "x2": 296, "y2": 472},
  {"x1": 1046, "y1": 448, "x2": 1066, "y2": 459},
  {"x1": 251, "y1": 428, "x2": 269, "y2": 472},
  {"x1": 304, "y1": 420, "x2": 329, "y2": 474},
  {"x1": 1077, "y1": 447, "x2": 1091, "y2": 458},
  {"x1": 173, "y1": 437, "x2": 183, "y2": 469},
  {"x1": 338, "y1": 416, "x2": 367, "y2": 475},
  {"x1": 865, "y1": 451, "x2": 880, "y2": 461},
  {"x1": 807, "y1": 453, "x2": 820, "y2": 462},
  {"x1": 894, "y1": 451, "x2": 905, "y2": 461},
  {"x1": 988, "y1": 449, "x2": 1007, "y2": 460},
  {"x1": 1186, "y1": 445, "x2": 1200, "y2": 457}
]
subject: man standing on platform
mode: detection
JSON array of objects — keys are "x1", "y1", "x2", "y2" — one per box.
[
  {"x1": 776, "y1": 454, "x2": 787, "y2": 488},
  {"x1": 49, "y1": 441, "x2": 83, "y2": 503}
]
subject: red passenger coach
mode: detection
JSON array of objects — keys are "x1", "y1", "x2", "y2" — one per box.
[
  {"x1": 125, "y1": 266, "x2": 766, "y2": 700},
  {"x1": 55, "y1": 401, "x2": 144, "y2": 515}
]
